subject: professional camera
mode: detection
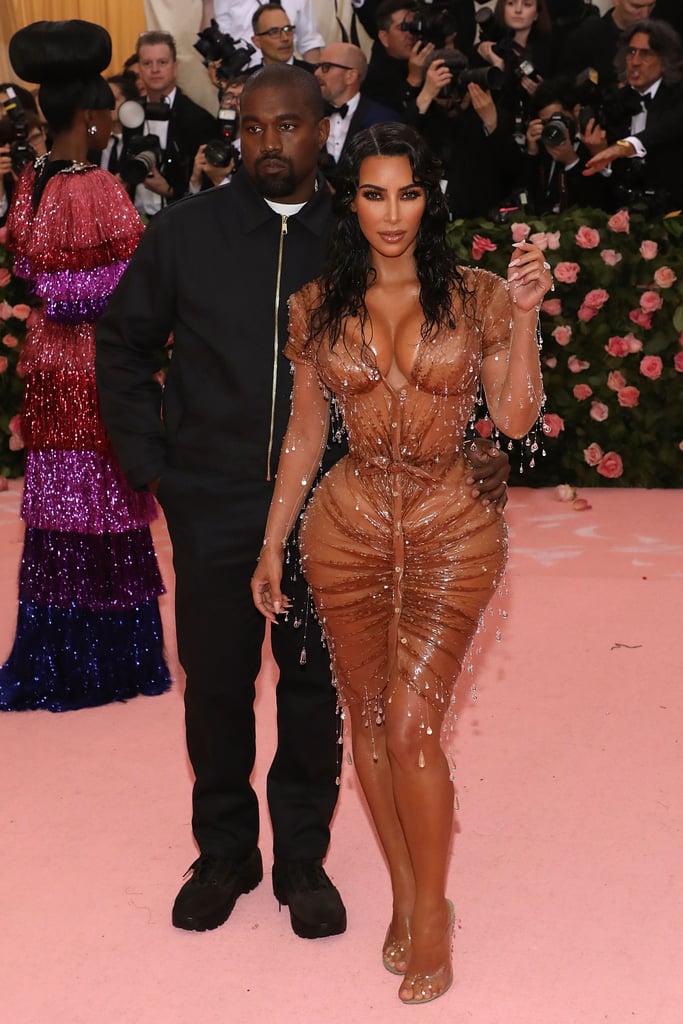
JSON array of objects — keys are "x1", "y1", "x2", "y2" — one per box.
[
  {"x1": 194, "y1": 19, "x2": 255, "y2": 81},
  {"x1": 204, "y1": 108, "x2": 240, "y2": 170},
  {"x1": 398, "y1": 1, "x2": 463, "y2": 49},
  {"x1": 117, "y1": 99, "x2": 170, "y2": 187},
  {"x1": 428, "y1": 49, "x2": 503, "y2": 100},
  {"x1": 475, "y1": 11, "x2": 541, "y2": 85},
  {"x1": 540, "y1": 112, "x2": 574, "y2": 148},
  {"x1": 1, "y1": 86, "x2": 36, "y2": 174}
]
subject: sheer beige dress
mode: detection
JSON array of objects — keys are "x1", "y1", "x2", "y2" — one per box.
[{"x1": 284, "y1": 267, "x2": 512, "y2": 733}]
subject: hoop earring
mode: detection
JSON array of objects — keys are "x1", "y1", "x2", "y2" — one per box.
[{"x1": 87, "y1": 124, "x2": 97, "y2": 136}]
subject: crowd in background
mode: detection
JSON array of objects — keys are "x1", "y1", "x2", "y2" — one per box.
[{"x1": 2, "y1": 0, "x2": 683, "y2": 227}]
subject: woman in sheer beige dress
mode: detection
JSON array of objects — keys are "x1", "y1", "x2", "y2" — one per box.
[{"x1": 252, "y1": 124, "x2": 551, "y2": 1005}]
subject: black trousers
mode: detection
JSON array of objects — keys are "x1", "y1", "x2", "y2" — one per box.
[{"x1": 159, "y1": 470, "x2": 340, "y2": 862}]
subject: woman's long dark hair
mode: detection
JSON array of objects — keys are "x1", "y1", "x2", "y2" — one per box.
[{"x1": 311, "y1": 122, "x2": 468, "y2": 358}]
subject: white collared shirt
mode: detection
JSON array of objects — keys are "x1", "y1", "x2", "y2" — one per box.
[
  {"x1": 326, "y1": 92, "x2": 361, "y2": 163},
  {"x1": 134, "y1": 88, "x2": 177, "y2": 217},
  {"x1": 212, "y1": 0, "x2": 324, "y2": 65},
  {"x1": 625, "y1": 78, "x2": 662, "y2": 157}
]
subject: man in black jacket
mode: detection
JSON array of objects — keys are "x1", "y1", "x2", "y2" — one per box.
[
  {"x1": 96, "y1": 64, "x2": 509, "y2": 941},
  {"x1": 126, "y1": 31, "x2": 216, "y2": 215}
]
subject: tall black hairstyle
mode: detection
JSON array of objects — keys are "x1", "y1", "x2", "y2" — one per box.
[
  {"x1": 9, "y1": 20, "x2": 114, "y2": 135},
  {"x1": 615, "y1": 19, "x2": 683, "y2": 85},
  {"x1": 311, "y1": 122, "x2": 468, "y2": 355}
]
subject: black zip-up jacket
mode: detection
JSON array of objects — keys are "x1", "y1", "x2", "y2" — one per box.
[{"x1": 95, "y1": 167, "x2": 334, "y2": 491}]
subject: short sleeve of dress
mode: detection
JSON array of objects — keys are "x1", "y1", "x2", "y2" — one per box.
[
  {"x1": 473, "y1": 269, "x2": 514, "y2": 360},
  {"x1": 284, "y1": 281, "x2": 318, "y2": 366}
]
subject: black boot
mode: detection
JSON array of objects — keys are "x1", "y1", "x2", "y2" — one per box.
[
  {"x1": 172, "y1": 848, "x2": 263, "y2": 931},
  {"x1": 272, "y1": 859, "x2": 347, "y2": 939}
]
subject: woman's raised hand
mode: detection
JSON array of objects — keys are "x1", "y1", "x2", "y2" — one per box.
[{"x1": 507, "y1": 241, "x2": 554, "y2": 313}]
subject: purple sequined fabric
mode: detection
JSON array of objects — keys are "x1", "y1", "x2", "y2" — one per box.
[
  {"x1": 19, "y1": 527, "x2": 165, "y2": 610},
  {"x1": 22, "y1": 450, "x2": 157, "y2": 533}
]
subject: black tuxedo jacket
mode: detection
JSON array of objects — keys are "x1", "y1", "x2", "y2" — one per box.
[
  {"x1": 609, "y1": 80, "x2": 683, "y2": 211},
  {"x1": 321, "y1": 94, "x2": 398, "y2": 189},
  {"x1": 121, "y1": 88, "x2": 216, "y2": 202}
]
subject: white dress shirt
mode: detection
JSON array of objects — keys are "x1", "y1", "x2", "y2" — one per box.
[
  {"x1": 325, "y1": 91, "x2": 361, "y2": 163},
  {"x1": 134, "y1": 88, "x2": 176, "y2": 217}
]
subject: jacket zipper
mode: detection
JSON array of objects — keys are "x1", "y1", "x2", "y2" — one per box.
[{"x1": 266, "y1": 214, "x2": 288, "y2": 481}]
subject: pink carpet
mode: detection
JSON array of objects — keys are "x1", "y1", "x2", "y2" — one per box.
[{"x1": 1, "y1": 480, "x2": 681, "y2": 1024}]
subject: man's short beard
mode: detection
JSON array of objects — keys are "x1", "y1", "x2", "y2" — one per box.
[{"x1": 253, "y1": 161, "x2": 298, "y2": 199}]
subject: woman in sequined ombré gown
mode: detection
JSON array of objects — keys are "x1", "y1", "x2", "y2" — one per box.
[
  {"x1": 253, "y1": 124, "x2": 550, "y2": 1005},
  {"x1": 0, "y1": 21, "x2": 169, "y2": 711}
]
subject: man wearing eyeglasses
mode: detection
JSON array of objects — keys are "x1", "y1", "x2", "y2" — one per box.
[
  {"x1": 560, "y1": 0, "x2": 656, "y2": 86},
  {"x1": 314, "y1": 42, "x2": 397, "y2": 187},
  {"x1": 250, "y1": 3, "x2": 316, "y2": 72},
  {"x1": 200, "y1": 0, "x2": 324, "y2": 68}
]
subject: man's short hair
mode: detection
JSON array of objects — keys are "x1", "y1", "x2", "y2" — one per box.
[
  {"x1": 242, "y1": 63, "x2": 324, "y2": 121},
  {"x1": 136, "y1": 30, "x2": 177, "y2": 61},
  {"x1": 252, "y1": 3, "x2": 292, "y2": 34},
  {"x1": 376, "y1": 0, "x2": 417, "y2": 33}
]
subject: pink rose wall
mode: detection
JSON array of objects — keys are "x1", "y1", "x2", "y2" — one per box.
[{"x1": 1, "y1": 481, "x2": 682, "y2": 1024}]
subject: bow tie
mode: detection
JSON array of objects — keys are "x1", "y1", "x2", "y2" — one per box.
[
  {"x1": 630, "y1": 87, "x2": 652, "y2": 109},
  {"x1": 325, "y1": 102, "x2": 349, "y2": 119}
]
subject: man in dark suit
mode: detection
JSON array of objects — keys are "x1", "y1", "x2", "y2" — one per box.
[
  {"x1": 560, "y1": 0, "x2": 656, "y2": 86},
  {"x1": 126, "y1": 31, "x2": 216, "y2": 215},
  {"x1": 584, "y1": 18, "x2": 683, "y2": 212},
  {"x1": 314, "y1": 42, "x2": 397, "y2": 187}
]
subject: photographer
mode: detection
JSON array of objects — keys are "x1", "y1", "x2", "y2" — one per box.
[
  {"x1": 584, "y1": 19, "x2": 683, "y2": 212},
  {"x1": 406, "y1": 51, "x2": 523, "y2": 217},
  {"x1": 362, "y1": 0, "x2": 432, "y2": 116},
  {"x1": 522, "y1": 78, "x2": 611, "y2": 211},
  {"x1": 200, "y1": 0, "x2": 325, "y2": 66},
  {"x1": 560, "y1": 1, "x2": 656, "y2": 87},
  {"x1": 477, "y1": 0, "x2": 557, "y2": 100},
  {"x1": 0, "y1": 89, "x2": 47, "y2": 225},
  {"x1": 123, "y1": 31, "x2": 215, "y2": 216},
  {"x1": 187, "y1": 78, "x2": 245, "y2": 196},
  {"x1": 351, "y1": 1, "x2": 477, "y2": 58}
]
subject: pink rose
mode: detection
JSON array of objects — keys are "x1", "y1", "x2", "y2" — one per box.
[
  {"x1": 0, "y1": 227, "x2": 8, "y2": 245},
  {"x1": 584, "y1": 288, "x2": 609, "y2": 310},
  {"x1": 578, "y1": 303, "x2": 599, "y2": 322},
  {"x1": 544, "y1": 356, "x2": 558, "y2": 368},
  {"x1": 554, "y1": 262, "x2": 580, "y2": 284},
  {"x1": 597, "y1": 451, "x2": 624, "y2": 479},
  {"x1": 639, "y1": 355, "x2": 663, "y2": 380},
  {"x1": 0, "y1": 300, "x2": 13, "y2": 320},
  {"x1": 0, "y1": 268, "x2": 11, "y2": 288},
  {"x1": 573, "y1": 497, "x2": 592, "y2": 512},
  {"x1": 617, "y1": 386, "x2": 640, "y2": 407},
  {"x1": 639, "y1": 239, "x2": 658, "y2": 260},
  {"x1": 555, "y1": 484, "x2": 576, "y2": 502},
  {"x1": 653, "y1": 266, "x2": 677, "y2": 289},
  {"x1": 674, "y1": 352, "x2": 683, "y2": 373},
  {"x1": 541, "y1": 298, "x2": 562, "y2": 316},
  {"x1": 11, "y1": 304, "x2": 31, "y2": 321},
  {"x1": 472, "y1": 234, "x2": 497, "y2": 260},
  {"x1": 9, "y1": 436, "x2": 24, "y2": 451},
  {"x1": 529, "y1": 231, "x2": 548, "y2": 250},
  {"x1": 568, "y1": 355, "x2": 590, "y2": 373},
  {"x1": 584, "y1": 442, "x2": 604, "y2": 466},
  {"x1": 0, "y1": 355, "x2": 8, "y2": 373},
  {"x1": 576, "y1": 226, "x2": 600, "y2": 249},
  {"x1": 552, "y1": 324, "x2": 572, "y2": 346},
  {"x1": 474, "y1": 417, "x2": 494, "y2": 438},
  {"x1": 8, "y1": 414, "x2": 22, "y2": 436},
  {"x1": 607, "y1": 370, "x2": 626, "y2": 391},
  {"x1": 600, "y1": 249, "x2": 623, "y2": 266},
  {"x1": 0, "y1": 476, "x2": 8, "y2": 492},
  {"x1": 573, "y1": 383, "x2": 593, "y2": 400},
  {"x1": 2, "y1": 333, "x2": 18, "y2": 349},
  {"x1": 629, "y1": 308, "x2": 652, "y2": 330},
  {"x1": 545, "y1": 231, "x2": 561, "y2": 250},
  {"x1": 605, "y1": 335, "x2": 629, "y2": 358},
  {"x1": 511, "y1": 222, "x2": 531, "y2": 243},
  {"x1": 625, "y1": 333, "x2": 643, "y2": 353},
  {"x1": 542, "y1": 413, "x2": 564, "y2": 437},
  {"x1": 590, "y1": 401, "x2": 609, "y2": 422},
  {"x1": 607, "y1": 209, "x2": 630, "y2": 233},
  {"x1": 639, "y1": 290, "x2": 663, "y2": 314},
  {"x1": 567, "y1": 355, "x2": 590, "y2": 373}
]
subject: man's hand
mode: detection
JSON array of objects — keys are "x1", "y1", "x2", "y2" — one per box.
[
  {"x1": 526, "y1": 118, "x2": 543, "y2": 157},
  {"x1": 584, "y1": 141, "x2": 635, "y2": 176},
  {"x1": 143, "y1": 165, "x2": 173, "y2": 197},
  {"x1": 417, "y1": 59, "x2": 452, "y2": 112},
  {"x1": 464, "y1": 440, "x2": 511, "y2": 514},
  {"x1": 407, "y1": 40, "x2": 435, "y2": 87},
  {"x1": 0, "y1": 146, "x2": 14, "y2": 190},
  {"x1": 477, "y1": 40, "x2": 504, "y2": 71},
  {"x1": 579, "y1": 117, "x2": 607, "y2": 157}
]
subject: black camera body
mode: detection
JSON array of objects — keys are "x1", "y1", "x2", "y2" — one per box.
[
  {"x1": 1, "y1": 87, "x2": 36, "y2": 175},
  {"x1": 399, "y1": 1, "x2": 461, "y2": 49},
  {"x1": 541, "y1": 112, "x2": 574, "y2": 149},
  {"x1": 194, "y1": 19, "x2": 255, "y2": 81},
  {"x1": 204, "y1": 109, "x2": 240, "y2": 170},
  {"x1": 120, "y1": 134, "x2": 165, "y2": 187}
]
